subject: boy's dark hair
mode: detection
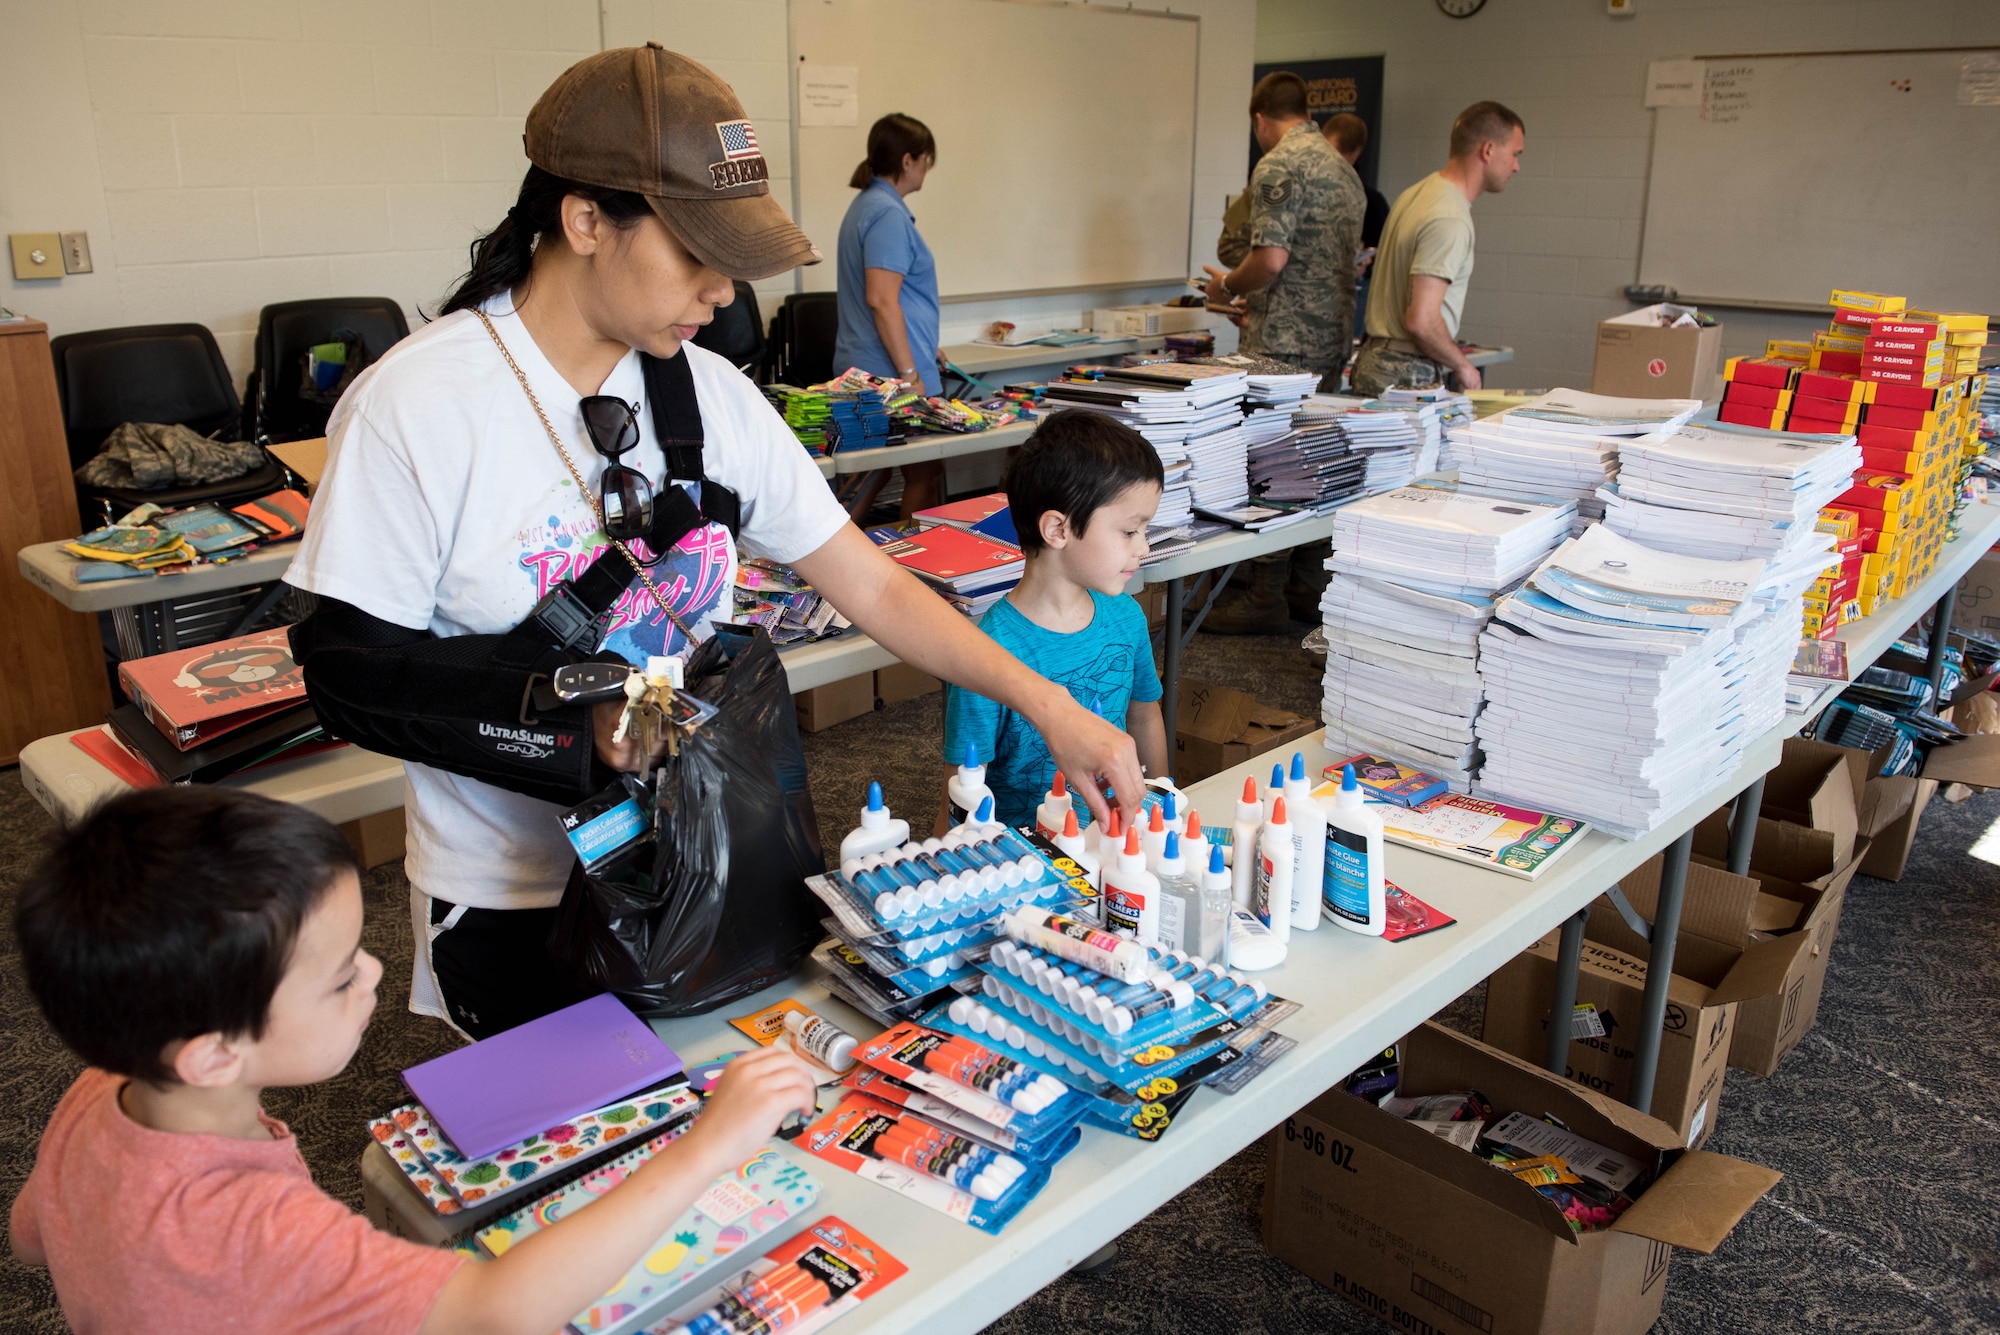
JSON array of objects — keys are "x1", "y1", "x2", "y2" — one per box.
[
  {"x1": 1003, "y1": 409, "x2": 1165, "y2": 554},
  {"x1": 15, "y1": 787, "x2": 360, "y2": 1083}
]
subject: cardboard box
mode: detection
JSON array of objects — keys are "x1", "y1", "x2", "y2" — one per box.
[
  {"x1": 267, "y1": 436, "x2": 328, "y2": 495},
  {"x1": 1261, "y1": 1023, "x2": 1778, "y2": 1335},
  {"x1": 1171, "y1": 676, "x2": 1313, "y2": 783},
  {"x1": 873, "y1": 662, "x2": 940, "y2": 706},
  {"x1": 1483, "y1": 860, "x2": 1755, "y2": 1151},
  {"x1": 339, "y1": 807, "x2": 406, "y2": 870},
  {"x1": 794, "y1": 672, "x2": 874, "y2": 732},
  {"x1": 1591, "y1": 306, "x2": 1723, "y2": 401}
]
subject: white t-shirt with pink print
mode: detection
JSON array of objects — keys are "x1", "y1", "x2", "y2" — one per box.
[{"x1": 290, "y1": 292, "x2": 847, "y2": 911}]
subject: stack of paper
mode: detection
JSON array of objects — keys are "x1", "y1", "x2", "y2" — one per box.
[
  {"x1": 1476, "y1": 526, "x2": 1770, "y2": 838},
  {"x1": 1182, "y1": 417, "x2": 1251, "y2": 510},
  {"x1": 1317, "y1": 484, "x2": 1572, "y2": 787},
  {"x1": 1444, "y1": 389, "x2": 1701, "y2": 532},
  {"x1": 1249, "y1": 422, "x2": 1368, "y2": 506},
  {"x1": 1327, "y1": 484, "x2": 1576, "y2": 595},
  {"x1": 1319, "y1": 576, "x2": 1498, "y2": 788},
  {"x1": 1040, "y1": 366, "x2": 1250, "y2": 535}
]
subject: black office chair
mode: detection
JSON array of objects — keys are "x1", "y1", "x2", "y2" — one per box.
[
  {"x1": 50, "y1": 323, "x2": 287, "y2": 528},
  {"x1": 772, "y1": 291, "x2": 840, "y2": 386},
  {"x1": 247, "y1": 296, "x2": 410, "y2": 443},
  {"x1": 693, "y1": 281, "x2": 767, "y2": 379}
]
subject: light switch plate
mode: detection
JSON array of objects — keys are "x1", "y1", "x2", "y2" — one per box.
[
  {"x1": 61, "y1": 231, "x2": 93, "y2": 274},
  {"x1": 10, "y1": 233, "x2": 63, "y2": 281}
]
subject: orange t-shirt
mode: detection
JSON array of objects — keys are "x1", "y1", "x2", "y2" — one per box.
[{"x1": 10, "y1": 1069, "x2": 465, "y2": 1334}]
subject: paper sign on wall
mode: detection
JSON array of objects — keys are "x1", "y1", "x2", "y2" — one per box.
[
  {"x1": 800, "y1": 64, "x2": 860, "y2": 126},
  {"x1": 1646, "y1": 59, "x2": 1704, "y2": 107}
]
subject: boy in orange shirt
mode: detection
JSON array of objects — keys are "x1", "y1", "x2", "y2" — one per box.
[{"x1": 9, "y1": 787, "x2": 816, "y2": 1335}]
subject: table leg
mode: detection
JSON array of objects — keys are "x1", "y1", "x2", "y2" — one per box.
[
  {"x1": 1725, "y1": 774, "x2": 1765, "y2": 877},
  {"x1": 1545, "y1": 907, "x2": 1590, "y2": 1075},
  {"x1": 1924, "y1": 586, "x2": 1957, "y2": 705},
  {"x1": 1627, "y1": 829, "x2": 1692, "y2": 1117},
  {"x1": 1161, "y1": 577, "x2": 1185, "y2": 760}
]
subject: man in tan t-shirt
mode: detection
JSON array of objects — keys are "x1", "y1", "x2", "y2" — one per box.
[{"x1": 1351, "y1": 101, "x2": 1524, "y2": 397}]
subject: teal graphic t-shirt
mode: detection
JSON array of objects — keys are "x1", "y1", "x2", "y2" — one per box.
[{"x1": 943, "y1": 591, "x2": 1162, "y2": 826}]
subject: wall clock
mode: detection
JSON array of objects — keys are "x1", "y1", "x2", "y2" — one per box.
[{"x1": 1438, "y1": 0, "x2": 1487, "y2": 16}]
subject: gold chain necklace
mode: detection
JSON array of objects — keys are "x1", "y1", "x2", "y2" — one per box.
[{"x1": 473, "y1": 308, "x2": 697, "y2": 645}]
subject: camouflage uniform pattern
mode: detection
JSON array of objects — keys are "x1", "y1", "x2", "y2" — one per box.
[
  {"x1": 1349, "y1": 342, "x2": 1447, "y2": 398},
  {"x1": 1217, "y1": 189, "x2": 1252, "y2": 268},
  {"x1": 1238, "y1": 123, "x2": 1365, "y2": 376}
]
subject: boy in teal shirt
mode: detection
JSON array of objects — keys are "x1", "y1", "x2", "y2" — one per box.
[{"x1": 944, "y1": 410, "x2": 1169, "y2": 826}]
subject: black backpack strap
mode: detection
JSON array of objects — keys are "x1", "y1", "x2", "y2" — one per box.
[{"x1": 642, "y1": 350, "x2": 741, "y2": 536}]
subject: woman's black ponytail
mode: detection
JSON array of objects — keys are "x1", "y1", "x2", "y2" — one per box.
[{"x1": 441, "y1": 165, "x2": 654, "y2": 316}]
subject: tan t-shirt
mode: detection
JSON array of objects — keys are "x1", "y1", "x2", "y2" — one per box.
[{"x1": 1364, "y1": 172, "x2": 1476, "y2": 342}]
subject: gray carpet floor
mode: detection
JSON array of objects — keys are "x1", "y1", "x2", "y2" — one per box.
[{"x1": 3, "y1": 618, "x2": 1997, "y2": 1333}]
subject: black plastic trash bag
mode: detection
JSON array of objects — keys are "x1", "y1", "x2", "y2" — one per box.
[{"x1": 549, "y1": 625, "x2": 826, "y2": 1017}]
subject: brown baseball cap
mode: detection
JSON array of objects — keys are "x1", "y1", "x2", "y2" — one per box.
[{"x1": 525, "y1": 43, "x2": 819, "y2": 280}]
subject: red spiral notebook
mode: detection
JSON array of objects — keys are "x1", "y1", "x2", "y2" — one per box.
[{"x1": 116, "y1": 627, "x2": 308, "y2": 750}]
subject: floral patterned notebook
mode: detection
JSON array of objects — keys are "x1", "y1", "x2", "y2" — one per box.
[{"x1": 368, "y1": 1081, "x2": 700, "y2": 1212}]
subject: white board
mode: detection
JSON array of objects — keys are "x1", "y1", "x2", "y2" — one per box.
[
  {"x1": 1639, "y1": 49, "x2": 2000, "y2": 313},
  {"x1": 790, "y1": 0, "x2": 1198, "y2": 300}
]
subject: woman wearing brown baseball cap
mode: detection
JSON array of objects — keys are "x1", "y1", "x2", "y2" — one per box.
[{"x1": 288, "y1": 45, "x2": 1144, "y2": 1037}]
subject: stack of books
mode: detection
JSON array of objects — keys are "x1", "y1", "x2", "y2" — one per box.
[
  {"x1": 1319, "y1": 484, "x2": 1572, "y2": 789},
  {"x1": 1443, "y1": 390, "x2": 1700, "y2": 533},
  {"x1": 84, "y1": 627, "x2": 330, "y2": 785},
  {"x1": 732, "y1": 559, "x2": 851, "y2": 646},
  {"x1": 1477, "y1": 526, "x2": 1771, "y2": 838},
  {"x1": 1040, "y1": 364, "x2": 1251, "y2": 536},
  {"x1": 763, "y1": 383, "x2": 836, "y2": 454},
  {"x1": 1246, "y1": 409, "x2": 1370, "y2": 508},
  {"x1": 867, "y1": 521, "x2": 1025, "y2": 620}
]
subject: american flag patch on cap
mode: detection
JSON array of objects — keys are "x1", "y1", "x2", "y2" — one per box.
[{"x1": 715, "y1": 119, "x2": 760, "y2": 161}]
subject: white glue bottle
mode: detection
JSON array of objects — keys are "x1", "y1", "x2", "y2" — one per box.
[
  {"x1": 1255, "y1": 795, "x2": 1294, "y2": 945},
  {"x1": 1094, "y1": 806, "x2": 1125, "y2": 868},
  {"x1": 1035, "y1": 771, "x2": 1073, "y2": 840},
  {"x1": 840, "y1": 782, "x2": 910, "y2": 869},
  {"x1": 1051, "y1": 808, "x2": 1101, "y2": 890},
  {"x1": 1284, "y1": 752, "x2": 1327, "y2": 933},
  {"x1": 783, "y1": 1009, "x2": 858, "y2": 1072},
  {"x1": 1230, "y1": 776, "x2": 1261, "y2": 911},
  {"x1": 1323, "y1": 763, "x2": 1388, "y2": 936},
  {"x1": 1197, "y1": 843, "x2": 1234, "y2": 966},
  {"x1": 1154, "y1": 830, "x2": 1195, "y2": 953},
  {"x1": 1263, "y1": 762, "x2": 1285, "y2": 819},
  {"x1": 1103, "y1": 827, "x2": 1161, "y2": 944},
  {"x1": 1141, "y1": 802, "x2": 1170, "y2": 870},
  {"x1": 947, "y1": 741, "x2": 994, "y2": 827},
  {"x1": 1181, "y1": 811, "x2": 1212, "y2": 876}
]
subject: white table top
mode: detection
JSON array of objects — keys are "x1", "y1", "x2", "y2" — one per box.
[
  {"x1": 941, "y1": 337, "x2": 1168, "y2": 377},
  {"x1": 17, "y1": 540, "x2": 299, "y2": 614},
  {"x1": 628, "y1": 499, "x2": 2000, "y2": 1335},
  {"x1": 1466, "y1": 344, "x2": 1514, "y2": 368}
]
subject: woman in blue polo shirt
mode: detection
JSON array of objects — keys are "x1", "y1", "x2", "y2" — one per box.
[{"x1": 835, "y1": 112, "x2": 944, "y2": 518}]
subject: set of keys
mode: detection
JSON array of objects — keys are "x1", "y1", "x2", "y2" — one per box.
[{"x1": 551, "y1": 656, "x2": 717, "y2": 786}]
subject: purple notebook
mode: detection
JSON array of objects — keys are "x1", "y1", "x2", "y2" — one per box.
[{"x1": 402, "y1": 994, "x2": 684, "y2": 1159}]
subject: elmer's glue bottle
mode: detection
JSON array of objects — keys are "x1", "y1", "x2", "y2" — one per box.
[
  {"x1": 1324, "y1": 764, "x2": 1388, "y2": 936},
  {"x1": 1036, "y1": 772, "x2": 1073, "y2": 840},
  {"x1": 1181, "y1": 811, "x2": 1211, "y2": 875},
  {"x1": 1103, "y1": 827, "x2": 1161, "y2": 944},
  {"x1": 1094, "y1": 806, "x2": 1124, "y2": 867},
  {"x1": 1255, "y1": 796, "x2": 1294, "y2": 945},
  {"x1": 1154, "y1": 830, "x2": 1195, "y2": 953},
  {"x1": 1230, "y1": 777, "x2": 1261, "y2": 911},
  {"x1": 1052, "y1": 809, "x2": 1101, "y2": 890},
  {"x1": 1263, "y1": 762, "x2": 1285, "y2": 819},
  {"x1": 1284, "y1": 752, "x2": 1327, "y2": 932},
  {"x1": 1197, "y1": 843, "x2": 1233, "y2": 966},
  {"x1": 839, "y1": 781, "x2": 909, "y2": 868},
  {"x1": 947, "y1": 742, "x2": 994, "y2": 827},
  {"x1": 1142, "y1": 803, "x2": 1170, "y2": 870}
]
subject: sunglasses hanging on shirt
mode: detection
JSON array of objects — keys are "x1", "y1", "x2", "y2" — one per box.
[{"x1": 579, "y1": 395, "x2": 654, "y2": 541}]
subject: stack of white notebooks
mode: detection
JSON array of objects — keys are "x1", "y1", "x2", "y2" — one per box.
[
  {"x1": 1444, "y1": 389, "x2": 1701, "y2": 532},
  {"x1": 1183, "y1": 418, "x2": 1252, "y2": 511},
  {"x1": 1041, "y1": 367, "x2": 1250, "y2": 539},
  {"x1": 1318, "y1": 483, "x2": 1573, "y2": 788},
  {"x1": 1476, "y1": 525, "x2": 1772, "y2": 838},
  {"x1": 1319, "y1": 576, "x2": 1498, "y2": 788},
  {"x1": 1328, "y1": 483, "x2": 1576, "y2": 594}
]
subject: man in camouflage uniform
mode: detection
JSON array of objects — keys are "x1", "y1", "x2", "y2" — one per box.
[
  {"x1": 1204, "y1": 72, "x2": 1364, "y2": 386},
  {"x1": 1199, "y1": 72, "x2": 1364, "y2": 634}
]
